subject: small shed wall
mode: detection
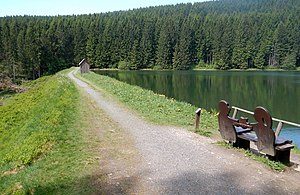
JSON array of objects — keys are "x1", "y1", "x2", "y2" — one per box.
[{"x1": 80, "y1": 61, "x2": 90, "y2": 73}]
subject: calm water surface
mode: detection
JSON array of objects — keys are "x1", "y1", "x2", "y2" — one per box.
[{"x1": 95, "y1": 70, "x2": 300, "y2": 147}]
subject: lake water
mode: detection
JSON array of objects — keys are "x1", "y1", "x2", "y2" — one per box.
[{"x1": 95, "y1": 70, "x2": 300, "y2": 147}]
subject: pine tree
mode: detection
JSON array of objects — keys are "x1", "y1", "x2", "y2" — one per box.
[
  {"x1": 86, "y1": 32, "x2": 97, "y2": 66},
  {"x1": 73, "y1": 20, "x2": 87, "y2": 64},
  {"x1": 140, "y1": 20, "x2": 156, "y2": 68},
  {"x1": 156, "y1": 21, "x2": 174, "y2": 69},
  {"x1": 130, "y1": 40, "x2": 143, "y2": 70},
  {"x1": 173, "y1": 20, "x2": 193, "y2": 70},
  {"x1": 281, "y1": 53, "x2": 296, "y2": 70},
  {"x1": 274, "y1": 21, "x2": 290, "y2": 67},
  {"x1": 24, "y1": 21, "x2": 41, "y2": 79}
]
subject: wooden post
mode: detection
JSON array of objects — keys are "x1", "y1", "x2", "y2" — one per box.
[{"x1": 195, "y1": 108, "x2": 202, "y2": 129}]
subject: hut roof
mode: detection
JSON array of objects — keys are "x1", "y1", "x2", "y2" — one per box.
[{"x1": 79, "y1": 58, "x2": 86, "y2": 66}]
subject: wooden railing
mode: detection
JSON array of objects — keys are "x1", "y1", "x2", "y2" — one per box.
[{"x1": 231, "y1": 106, "x2": 300, "y2": 136}]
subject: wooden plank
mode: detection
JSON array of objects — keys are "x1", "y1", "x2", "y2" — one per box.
[
  {"x1": 275, "y1": 144, "x2": 294, "y2": 151},
  {"x1": 252, "y1": 107, "x2": 276, "y2": 156},
  {"x1": 234, "y1": 126, "x2": 252, "y2": 134},
  {"x1": 238, "y1": 132, "x2": 258, "y2": 142},
  {"x1": 218, "y1": 100, "x2": 238, "y2": 142}
]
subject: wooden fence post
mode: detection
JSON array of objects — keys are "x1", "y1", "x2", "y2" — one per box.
[{"x1": 195, "y1": 108, "x2": 202, "y2": 129}]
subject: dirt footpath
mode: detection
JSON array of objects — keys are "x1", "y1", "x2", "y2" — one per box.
[{"x1": 68, "y1": 70, "x2": 300, "y2": 194}]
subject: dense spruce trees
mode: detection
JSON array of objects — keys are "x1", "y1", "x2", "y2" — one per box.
[{"x1": 0, "y1": 0, "x2": 300, "y2": 80}]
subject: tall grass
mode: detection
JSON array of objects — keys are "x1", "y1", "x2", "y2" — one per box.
[{"x1": 0, "y1": 70, "x2": 99, "y2": 194}]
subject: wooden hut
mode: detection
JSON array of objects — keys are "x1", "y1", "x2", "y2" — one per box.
[{"x1": 79, "y1": 58, "x2": 90, "y2": 73}]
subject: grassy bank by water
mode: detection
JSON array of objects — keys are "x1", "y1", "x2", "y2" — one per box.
[
  {"x1": 75, "y1": 69, "x2": 218, "y2": 136},
  {"x1": 0, "y1": 69, "x2": 104, "y2": 194},
  {"x1": 76, "y1": 69, "x2": 300, "y2": 171}
]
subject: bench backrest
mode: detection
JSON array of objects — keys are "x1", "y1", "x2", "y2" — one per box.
[
  {"x1": 218, "y1": 100, "x2": 238, "y2": 142},
  {"x1": 252, "y1": 106, "x2": 276, "y2": 156}
]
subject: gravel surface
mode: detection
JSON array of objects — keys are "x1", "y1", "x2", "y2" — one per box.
[{"x1": 68, "y1": 70, "x2": 300, "y2": 194}]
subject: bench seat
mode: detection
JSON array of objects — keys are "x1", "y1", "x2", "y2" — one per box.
[
  {"x1": 237, "y1": 132, "x2": 293, "y2": 150},
  {"x1": 237, "y1": 132, "x2": 257, "y2": 142},
  {"x1": 235, "y1": 126, "x2": 252, "y2": 134},
  {"x1": 275, "y1": 143, "x2": 294, "y2": 151}
]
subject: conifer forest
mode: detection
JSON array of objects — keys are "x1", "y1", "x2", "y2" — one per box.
[{"x1": 0, "y1": 0, "x2": 300, "y2": 80}]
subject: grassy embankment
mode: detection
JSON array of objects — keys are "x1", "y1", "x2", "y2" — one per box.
[
  {"x1": 0, "y1": 69, "x2": 113, "y2": 194},
  {"x1": 75, "y1": 69, "x2": 219, "y2": 136}
]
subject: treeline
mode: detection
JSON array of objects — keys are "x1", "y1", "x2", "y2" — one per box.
[{"x1": 1, "y1": 0, "x2": 300, "y2": 80}]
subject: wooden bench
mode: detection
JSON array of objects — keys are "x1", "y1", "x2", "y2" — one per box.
[{"x1": 218, "y1": 100, "x2": 294, "y2": 164}]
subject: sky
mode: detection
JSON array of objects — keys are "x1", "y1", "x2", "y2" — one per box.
[{"x1": 0, "y1": 0, "x2": 206, "y2": 17}]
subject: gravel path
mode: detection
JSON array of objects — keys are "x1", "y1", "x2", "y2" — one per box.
[{"x1": 68, "y1": 70, "x2": 300, "y2": 194}]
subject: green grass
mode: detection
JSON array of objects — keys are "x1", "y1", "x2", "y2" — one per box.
[
  {"x1": 75, "y1": 69, "x2": 218, "y2": 135},
  {"x1": 293, "y1": 145, "x2": 300, "y2": 154},
  {"x1": 216, "y1": 141, "x2": 286, "y2": 171},
  {"x1": 0, "y1": 69, "x2": 102, "y2": 194},
  {"x1": 244, "y1": 150, "x2": 286, "y2": 171}
]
